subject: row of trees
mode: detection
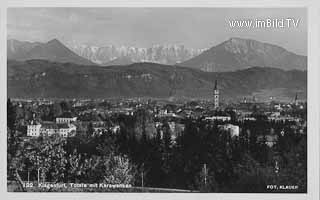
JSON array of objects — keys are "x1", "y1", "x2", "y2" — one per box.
[
  {"x1": 113, "y1": 111, "x2": 306, "y2": 192},
  {"x1": 9, "y1": 131, "x2": 137, "y2": 186}
]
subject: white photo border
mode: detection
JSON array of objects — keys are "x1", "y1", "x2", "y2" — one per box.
[{"x1": 0, "y1": 0, "x2": 319, "y2": 200}]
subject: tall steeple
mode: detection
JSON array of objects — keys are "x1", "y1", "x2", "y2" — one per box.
[
  {"x1": 214, "y1": 80, "x2": 218, "y2": 90},
  {"x1": 213, "y1": 80, "x2": 219, "y2": 109},
  {"x1": 294, "y1": 93, "x2": 298, "y2": 105}
]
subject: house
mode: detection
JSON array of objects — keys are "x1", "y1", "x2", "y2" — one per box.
[
  {"x1": 111, "y1": 125, "x2": 120, "y2": 134},
  {"x1": 56, "y1": 113, "x2": 77, "y2": 124},
  {"x1": 257, "y1": 134, "x2": 279, "y2": 148},
  {"x1": 56, "y1": 117, "x2": 77, "y2": 124},
  {"x1": 268, "y1": 116, "x2": 301, "y2": 123},
  {"x1": 58, "y1": 123, "x2": 77, "y2": 137},
  {"x1": 204, "y1": 116, "x2": 231, "y2": 122},
  {"x1": 238, "y1": 117, "x2": 256, "y2": 122},
  {"x1": 265, "y1": 134, "x2": 279, "y2": 147},
  {"x1": 218, "y1": 124, "x2": 240, "y2": 138},
  {"x1": 168, "y1": 121, "x2": 185, "y2": 140},
  {"x1": 40, "y1": 122, "x2": 77, "y2": 137},
  {"x1": 27, "y1": 118, "x2": 77, "y2": 138},
  {"x1": 27, "y1": 123, "x2": 42, "y2": 137},
  {"x1": 40, "y1": 122, "x2": 59, "y2": 136}
]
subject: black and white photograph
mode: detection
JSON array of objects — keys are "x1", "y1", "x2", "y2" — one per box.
[{"x1": 6, "y1": 7, "x2": 309, "y2": 193}]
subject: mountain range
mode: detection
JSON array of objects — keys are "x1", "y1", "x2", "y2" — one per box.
[
  {"x1": 7, "y1": 59, "x2": 306, "y2": 101},
  {"x1": 8, "y1": 38, "x2": 307, "y2": 73},
  {"x1": 69, "y1": 43, "x2": 206, "y2": 65},
  {"x1": 7, "y1": 39, "x2": 95, "y2": 66},
  {"x1": 180, "y1": 37, "x2": 307, "y2": 72},
  {"x1": 7, "y1": 37, "x2": 307, "y2": 100}
]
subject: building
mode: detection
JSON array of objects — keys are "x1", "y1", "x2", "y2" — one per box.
[
  {"x1": 204, "y1": 116, "x2": 231, "y2": 122},
  {"x1": 40, "y1": 122, "x2": 76, "y2": 137},
  {"x1": 213, "y1": 80, "x2": 219, "y2": 109},
  {"x1": 257, "y1": 134, "x2": 279, "y2": 148},
  {"x1": 27, "y1": 118, "x2": 77, "y2": 137},
  {"x1": 27, "y1": 123, "x2": 42, "y2": 137},
  {"x1": 218, "y1": 124, "x2": 240, "y2": 138},
  {"x1": 294, "y1": 93, "x2": 298, "y2": 106},
  {"x1": 265, "y1": 134, "x2": 279, "y2": 148},
  {"x1": 56, "y1": 113, "x2": 77, "y2": 124},
  {"x1": 238, "y1": 117, "x2": 256, "y2": 122},
  {"x1": 268, "y1": 116, "x2": 301, "y2": 123}
]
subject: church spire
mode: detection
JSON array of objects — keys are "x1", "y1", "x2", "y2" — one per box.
[
  {"x1": 214, "y1": 80, "x2": 218, "y2": 90},
  {"x1": 294, "y1": 93, "x2": 298, "y2": 105},
  {"x1": 213, "y1": 80, "x2": 219, "y2": 109}
]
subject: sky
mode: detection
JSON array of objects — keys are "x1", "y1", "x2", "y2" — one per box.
[{"x1": 8, "y1": 8, "x2": 307, "y2": 55}]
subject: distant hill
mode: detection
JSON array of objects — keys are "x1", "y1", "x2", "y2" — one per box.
[
  {"x1": 7, "y1": 39, "x2": 95, "y2": 66},
  {"x1": 7, "y1": 60, "x2": 306, "y2": 101},
  {"x1": 180, "y1": 37, "x2": 307, "y2": 72},
  {"x1": 7, "y1": 39, "x2": 42, "y2": 60}
]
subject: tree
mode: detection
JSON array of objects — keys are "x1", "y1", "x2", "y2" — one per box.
[
  {"x1": 231, "y1": 153, "x2": 267, "y2": 192},
  {"x1": 64, "y1": 139, "x2": 136, "y2": 184},
  {"x1": 66, "y1": 154, "x2": 102, "y2": 183},
  {"x1": 66, "y1": 149, "x2": 82, "y2": 182},
  {"x1": 278, "y1": 136, "x2": 307, "y2": 192},
  {"x1": 7, "y1": 99, "x2": 16, "y2": 130},
  {"x1": 162, "y1": 121, "x2": 172, "y2": 152},
  {"x1": 60, "y1": 101, "x2": 71, "y2": 112},
  {"x1": 38, "y1": 105, "x2": 51, "y2": 121},
  {"x1": 51, "y1": 103, "x2": 63, "y2": 118},
  {"x1": 195, "y1": 164, "x2": 219, "y2": 192},
  {"x1": 87, "y1": 122, "x2": 95, "y2": 137},
  {"x1": 7, "y1": 129, "x2": 25, "y2": 179},
  {"x1": 24, "y1": 135, "x2": 68, "y2": 182},
  {"x1": 7, "y1": 99, "x2": 24, "y2": 179},
  {"x1": 96, "y1": 130, "x2": 118, "y2": 156},
  {"x1": 102, "y1": 155, "x2": 136, "y2": 185}
]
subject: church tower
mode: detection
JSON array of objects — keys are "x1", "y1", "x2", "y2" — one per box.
[
  {"x1": 294, "y1": 93, "x2": 298, "y2": 106},
  {"x1": 213, "y1": 80, "x2": 219, "y2": 109}
]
